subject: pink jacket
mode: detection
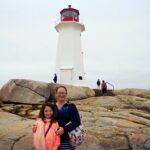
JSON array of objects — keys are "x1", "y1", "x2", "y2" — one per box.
[{"x1": 33, "y1": 118, "x2": 60, "y2": 150}]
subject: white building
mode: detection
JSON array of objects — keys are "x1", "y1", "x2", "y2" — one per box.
[{"x1": 55, "y1": 5, "x2": 85, "y2": 86}]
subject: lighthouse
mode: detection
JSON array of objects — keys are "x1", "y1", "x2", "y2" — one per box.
[{"x1": 55, "y1": 5, "x2": 85, "y2": 86}]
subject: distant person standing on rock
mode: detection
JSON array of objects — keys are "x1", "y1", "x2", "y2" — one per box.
[
  {"x1": 97, "y1": 79, "x2": 101, "y2": 89},
  {"x1": 101, "y1": 80, "x2": 107, "y2": 95},
  {"x1": 53, "y1": 73, "x2": 57, "y2": 83}
]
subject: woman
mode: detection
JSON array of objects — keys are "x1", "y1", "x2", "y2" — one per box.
[
  {"x1": 33, "y1": 103, "x2": 60, "y2": 150},
  {"x1": 55, "y1": 86, "x2": 81, "y2": 150}
]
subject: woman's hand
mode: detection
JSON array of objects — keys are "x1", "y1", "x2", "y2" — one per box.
[
  {"x1": 32, "y1": 125, "x2": 37, "y2": 133},
  {"x1": 56, "y1": 127, "x2": 64, "y2": 135}
]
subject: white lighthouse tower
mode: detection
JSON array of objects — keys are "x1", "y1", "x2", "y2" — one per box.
[{"x1": 55, "y1": 5, "x2": 85, "y2": 86}]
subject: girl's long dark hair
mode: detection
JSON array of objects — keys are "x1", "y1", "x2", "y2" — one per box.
[{"x1": 38, "y1": 103, "x2": 57, "y2": 124}]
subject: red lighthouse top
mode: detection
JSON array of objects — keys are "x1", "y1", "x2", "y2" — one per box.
[{"x1": 60, "y1": 5, "x2": 79, "y2": 22}]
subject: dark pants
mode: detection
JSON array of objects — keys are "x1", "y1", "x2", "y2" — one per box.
[
  {"x1": 102, "y1": 88, "x2": 107, "y2": 95},
  {"x1": 58, "y1": 142, "x2": 75, "y2": 150}
]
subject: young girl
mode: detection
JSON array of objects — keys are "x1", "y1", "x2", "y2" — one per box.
[{"x1": 33, "y1": 103, "x2": 60, "y2": 150}]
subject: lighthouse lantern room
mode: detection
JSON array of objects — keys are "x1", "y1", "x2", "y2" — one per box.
[
  {"x1": 60, "y1": 5, "x2": 79, "y2": 22},
  {"x1": 55, "y1": 5, "x2": 85, "y2": 86}
]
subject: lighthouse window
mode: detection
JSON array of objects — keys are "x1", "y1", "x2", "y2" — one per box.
[
  {"x1": 73, "y1": 12, "x2": 78, "y2": 16},
  {"x1": 62, "y1": 11, "x2": 78, "y2": 18},
  {"x1": 79, "y1": 76, "x2": 83, "y2": 80}
]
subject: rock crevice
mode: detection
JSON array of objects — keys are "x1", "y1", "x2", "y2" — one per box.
[
  {"x1": 11, "y1": 135, "x2": 26, "y2": 150},
  {"x1": 13, "y1": 80, "x2": 48, "y2": 99}
]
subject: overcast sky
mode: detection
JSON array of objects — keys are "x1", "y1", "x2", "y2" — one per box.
[{"x1": 0, "y1": 0, "x2": 150, "y2": 89}]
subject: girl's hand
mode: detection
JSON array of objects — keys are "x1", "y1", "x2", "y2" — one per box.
[
  {"x1": 32, "y1": 125, "x2": 37, "y2": 133},
  {"x1": 56, "y1": 127, "x2": 64, "y2": 135}
]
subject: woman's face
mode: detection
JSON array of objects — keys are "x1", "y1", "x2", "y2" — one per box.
[
  {"x1": 44, "y1": 106, "x2": 53, "y2": 119},
  {"x1": 56, "y1": 87, "x2": 67, "y2": 102}
]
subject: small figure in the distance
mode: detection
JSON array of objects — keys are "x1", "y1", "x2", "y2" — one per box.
[
  {"x1": 101, "y1": 80, "x2": 107, "y2": 96},
  {"x1": 53, "y1": 73, "x2": 57, "y2": 83},
  {"x1": 97, "y1": 79, "x2": 101, "y2": 89}
]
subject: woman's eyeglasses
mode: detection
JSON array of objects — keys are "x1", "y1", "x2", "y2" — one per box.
[{"x1": 57, "y1": 92, "x2": 67, "y2": 95}]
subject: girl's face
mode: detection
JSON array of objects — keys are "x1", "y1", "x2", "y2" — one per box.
[
  {"x1": 44, "y1": 106, "x2": 53, "y2": 119},
  {"x1": 56, "y1": 87, "x2": 67, "y2": 102}
]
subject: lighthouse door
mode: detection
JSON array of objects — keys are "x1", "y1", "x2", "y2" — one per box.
[{"x1": 60, "y1": 68, "x2": 73, "y2": 84}]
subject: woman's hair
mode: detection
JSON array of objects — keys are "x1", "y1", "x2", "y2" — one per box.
[
  {"x1": 55, "y1": 85, "x2": 68, "y2": 94},
  {"x1": 38, "y1": 103, "x2": 57, "y2": 123}
]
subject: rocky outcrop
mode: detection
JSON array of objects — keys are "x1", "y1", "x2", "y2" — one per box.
[
  {"x1": 0, "y1": 79, "x2": 49, "y2": 104},
  {"x1": 93, "y1": 89, "x2": 115, "y2": 96},
  {"x1": 0, "y1": 79, "x2": 95, "y2": 104},
  {"x1": 75, "y1": 95, "x2": 150, "y2": 150},
  {"x1": 48, "y1": 82, "x2": 95, "y2": 100},
  {"x1": 1, "y1": 104, "x2": 41, "y2": 119},
  {"x1": 0, "y1": 81, "x2": 150, "y2": 150},
  {"x1": 0, "y1": 109, "x2": 34, "y2": 150},
  {"x1": 1, "y1": 93, "x2": 150, "y2": 149},
  {"x1": 114, "y1": 88, "x2": 150, "y2": 99}
]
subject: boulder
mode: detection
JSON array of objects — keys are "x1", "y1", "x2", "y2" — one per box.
[
  {"x1": 0, "y1": 79, "x2": 49, "y2": 104},
  {"x1": 0, "y1": 109, "x2": 34, "y2": 150},
  {"x1": 114, "y1": 88, "x2": 150, "y2": 99},
  {"x1": 0, "y1": 79, "x2": 95, "y2": 104},
  {"x1": 48, "y1": 83, "x2": 95, "y2": 100}
]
